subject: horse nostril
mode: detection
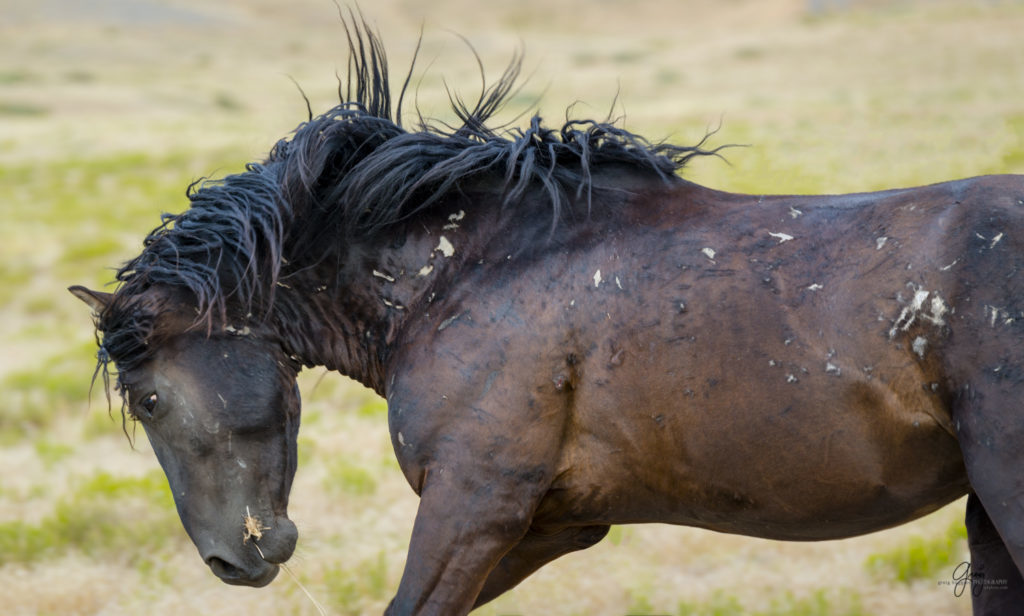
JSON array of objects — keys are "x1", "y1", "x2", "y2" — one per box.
[
  {"x1": 207, "y1": 555, "x2": 242, "y2": 579},
  {"x1": 204, "y1": 552, "x2": 279, "y2": 587}
]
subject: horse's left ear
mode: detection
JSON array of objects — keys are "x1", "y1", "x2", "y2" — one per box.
[{"x1": 68, "y1": 285, "x2": 113, "y2": 315}]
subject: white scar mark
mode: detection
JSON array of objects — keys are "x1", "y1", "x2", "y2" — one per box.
[
  {"x1": 990, "y1": 232, "x2": 1004, "y2": 248},
  {"x1": 985, "y1": 305, "x2": 1016, "y2": 327},
  {"x1": 889, "y1": 285, "x2": 949, "y2": 338},
  {"x1": 912, "y1": 336, "x2": 928, "y2": 359},
  {"x1": 701, "y1": 247, "x2": 716, "y2": 261},
  {"x1": 593, "y1": 269, "x2": 602, "y2": 287},
  {"x1": 417, "y1": 264, "x2": 434, "y2": 277},
  {"x1": 927, "y1": 295, "x2": 949, "y2": 325},
  {"x1": 768, "y1": 231, "x2": 794, "y2": 243},
  {"x1": 940, "y1": 259, "x2": 959, "y2": 271},
  {"x1": 435, "y1": 236, "x2": 455, "y2": 258},
  {"x1": 807, "y1": 283, "x2": 823, "y2": 291},
  {"x1": 372, "y1": 270, "x2": 396, "y2": 282},
  {"x1": 788, "y1": 206, "x2": 803, "y2": 219},
  {"x1": 615, "y1": 276, "x2": 623, "y2": 290},
  {"x1": 876, "y1": 237, "x2": 888, "y2": 250},
  {"x1": 224, "y1": 325, "x2": 251, "y2": 336},
  {"x1": 890, "y1": 288, "x2": 929, "y2": 336},
  {"x1": 442, "y1": 210, "x2": 466, "y2": 230}
]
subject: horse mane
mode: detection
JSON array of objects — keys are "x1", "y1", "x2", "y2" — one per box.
[{"x1": 98, "y1": 16, "x2": 723, "y2": 377}]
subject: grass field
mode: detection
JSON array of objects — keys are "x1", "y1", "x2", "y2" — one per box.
[{"x1": 2, "y1": 0, "x2": 1023, "y2": 614}]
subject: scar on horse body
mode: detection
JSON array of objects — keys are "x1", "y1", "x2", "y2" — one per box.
[{"x1": 71, "y1": 20, "x2": 1024, "y2": 616}]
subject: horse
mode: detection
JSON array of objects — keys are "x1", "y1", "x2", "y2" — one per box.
[{"x1": 70, "y1": 19, "x2": 1024, "y2": 616}]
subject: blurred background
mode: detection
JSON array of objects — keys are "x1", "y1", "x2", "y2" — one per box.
[{"x1": 2, "y1": 0, "x2": 1023, "y2": 614}]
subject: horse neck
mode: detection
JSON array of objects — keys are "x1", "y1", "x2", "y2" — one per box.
[
  {"x1": 267, "y1": 178, "x2": 654, "y2": 393},
  {"x1": 269, "y1": 213, "x2": 477, "y2": 395}
]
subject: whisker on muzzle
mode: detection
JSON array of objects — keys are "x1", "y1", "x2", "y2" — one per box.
[
  {"x1": 243, "y1": 507, "x2": 328, "y2": 616},
  {"x1": 278, "y1": 561, "x2": 329, "y2": 616}
]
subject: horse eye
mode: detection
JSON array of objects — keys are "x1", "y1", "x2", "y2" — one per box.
[{"x1": 140, "y1": 393, "x2": 158, "y2": 416}]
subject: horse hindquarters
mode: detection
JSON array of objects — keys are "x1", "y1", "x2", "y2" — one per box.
[
  {"x1": 954, "y1": 370, "x2": 1024, "y2": 615},
  {"x1": 945, "y1": 176, "x2": 1024, "y2": 613}
]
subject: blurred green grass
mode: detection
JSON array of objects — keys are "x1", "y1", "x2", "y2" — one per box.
[
  {"x1": 0, "y1": 470, "x2": 180, "y2": 567},
  {"x1": 866, "y1": 517, "x2": 969, "y2": 584},
  {"x1": 674, "y1": 588, "x2": 866, "y2": 616}
]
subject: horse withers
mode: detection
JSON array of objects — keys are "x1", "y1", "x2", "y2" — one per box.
[{"x1": 71, "y1": 23, "x2": 1024, "y2": 616}]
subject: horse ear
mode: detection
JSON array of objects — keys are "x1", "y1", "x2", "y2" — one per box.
[{"x1": 68, "y1": 285, "x2": 113, "y2": 315}]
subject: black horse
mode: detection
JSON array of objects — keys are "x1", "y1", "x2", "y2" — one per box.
[{"x1": 72, "y1": 20, "x2": 1024, "y2": 616}]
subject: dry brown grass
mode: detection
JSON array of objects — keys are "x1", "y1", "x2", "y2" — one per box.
[
  {"x1": 243, "y1": 506, "x2": 270, "y2": 546},
  {"x1": 3, "y1": 0, "x2": 1023, "y2": 613}
]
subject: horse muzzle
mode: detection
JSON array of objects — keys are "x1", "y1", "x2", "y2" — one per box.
[{"x1": 200, "y1": 515, "x2": 298, "y2": 587}]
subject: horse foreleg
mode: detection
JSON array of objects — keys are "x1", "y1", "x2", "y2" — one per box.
[
  {"x1": 384, "y1": 471, "x2": 543, "y2": 616},
  {"x1": 472, "y1": 524, "x2": 610, "y2": 609}
]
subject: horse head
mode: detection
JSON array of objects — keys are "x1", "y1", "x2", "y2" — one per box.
[{"x1": 69, "y1": 285, "x2": 301, "y2": 587}]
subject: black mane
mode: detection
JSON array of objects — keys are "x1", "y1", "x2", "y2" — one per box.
[{"x1": 98, "y1": 17, "x2": 722, "y2": 377}]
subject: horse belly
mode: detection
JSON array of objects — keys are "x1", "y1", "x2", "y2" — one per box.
[{"x1": 546, "y1": 369, "x2": 968, "y2": 540}]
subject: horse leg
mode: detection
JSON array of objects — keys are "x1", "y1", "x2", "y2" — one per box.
[
  {"x1": 383, "y1": 348, "x2": 573, "y2": 613},
  {"x1": 953, "y1": 382, "x2": 1024, "y2": 614},
  {"x1": 964, "y1": 493, "x2": 1024, "y2": 614},
  {"x1": 472, "y1": 524, "x2": 610, "y2": 609},
  {"x1": 383, "y1": 468, "x2": 549, "y2": 615}
]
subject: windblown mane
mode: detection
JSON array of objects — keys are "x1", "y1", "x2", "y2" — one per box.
[{"x1": 97, "y1": 17, "x2": 722, "y2": 380}]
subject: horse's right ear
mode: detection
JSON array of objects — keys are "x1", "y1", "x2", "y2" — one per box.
[{"x1": 68, "y1": 285, "x2": 113, "y2": 315}]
